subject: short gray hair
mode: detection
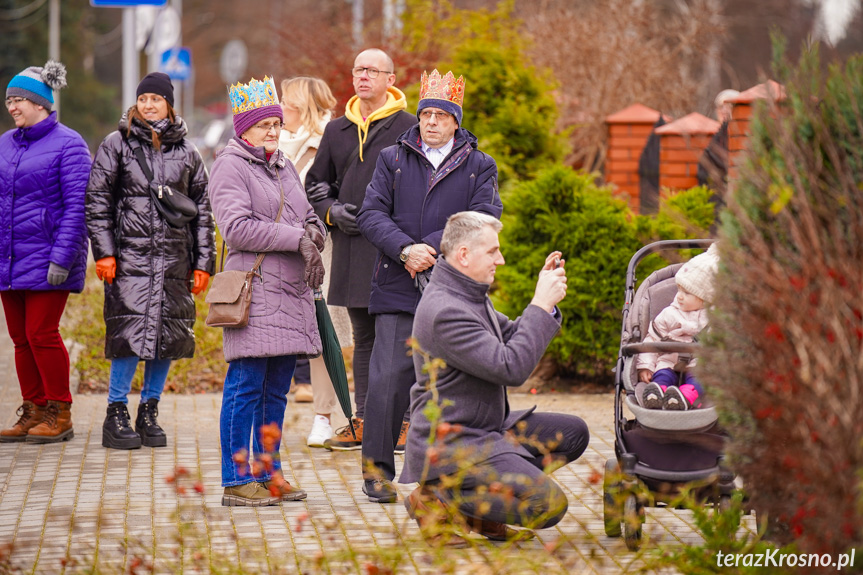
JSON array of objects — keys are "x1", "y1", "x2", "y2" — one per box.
[{"x1": 440, "y1": 212, "x2": 502, "y2": 257}]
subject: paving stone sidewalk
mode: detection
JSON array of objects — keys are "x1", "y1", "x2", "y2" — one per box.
[{"x1": 0, "y1": 313, "x2": 754, "y2": 574}]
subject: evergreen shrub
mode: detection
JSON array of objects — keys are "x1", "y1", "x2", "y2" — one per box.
[
  {"x1": 701, "y1": 46, "x2": 863, "y2": 555},
  {"x1": 400, "y1": 0, "x2": 567, "y2": 185},
  {"x1": 492, "y1": 165, "x2": 712, "y2": 378}
]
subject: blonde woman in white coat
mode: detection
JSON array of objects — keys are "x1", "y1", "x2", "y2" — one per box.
[{"x1": 279, "y1": 77, "x2": 352, "y2": 447}]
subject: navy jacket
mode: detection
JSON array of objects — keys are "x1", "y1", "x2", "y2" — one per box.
[
  {"x1": 305, "y1": 111, "x2": 417, "y2": 308},
  {"x1": 357, "y1": 125, "x2": 502, "y2": 315},
  {"x1": 0, "y1": 112, "x2": 91, "y2": 292}
]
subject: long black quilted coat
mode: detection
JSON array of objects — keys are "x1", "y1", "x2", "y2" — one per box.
[{"x1": 85, "y1": 112, "x2": 216, "y2": 360}]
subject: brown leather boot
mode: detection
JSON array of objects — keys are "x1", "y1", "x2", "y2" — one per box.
[
  {"x1": 27, "y1": 400, "x2": 73, "y2": 443},
  {"x1": 0, "y1": 401, "x2": 45, "y2": 442},
  {"x1": 405, "y1": 486, "x2": 469, "y2": 548},
  {"x1": 468, "y1": 517, "x2": 535, "y2": 542}
]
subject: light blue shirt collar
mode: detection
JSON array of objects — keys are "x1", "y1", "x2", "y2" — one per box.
[{"x1": 421, "y1": 137, "x2": 455, "y2": 170}]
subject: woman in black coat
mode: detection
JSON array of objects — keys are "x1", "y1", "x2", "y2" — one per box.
[{"x1": 86, "y1": 73, "x2": 215, "y2": 450}]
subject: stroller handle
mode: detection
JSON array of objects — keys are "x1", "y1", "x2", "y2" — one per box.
[
  {"x1": 625, "y1": 239, "x2": 715, "y2": 296},
  {"x1": 621, "y1": 341, "x2": 699, "y2": 357}
]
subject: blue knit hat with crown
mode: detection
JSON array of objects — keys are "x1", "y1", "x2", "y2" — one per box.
[{"x1": 6, "y1": 60, "x2": 67, "y2": 110}]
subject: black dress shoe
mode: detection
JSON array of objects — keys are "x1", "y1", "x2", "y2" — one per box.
[
  {"x1": 363, "y1": 478, "x2": 398, "y2": 503},
  {"x1": 135, "y1": 398, "x2": 167, "y2": 447},
  {"x1": 102, "y1": 402, "x2": 142, "y2": 450}
]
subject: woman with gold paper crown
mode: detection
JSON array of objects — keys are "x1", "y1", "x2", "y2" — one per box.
[
  {"x1": 209, "y1": 75, "x2": 327, "y2": 507},
  {"x1": 277, "y1": 76, "x2": 354, "y2": 450}
]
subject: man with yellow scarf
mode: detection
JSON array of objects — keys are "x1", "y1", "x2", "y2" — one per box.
[{"x1": 305, "y1": 49, "x2": 416, "y2": 451}]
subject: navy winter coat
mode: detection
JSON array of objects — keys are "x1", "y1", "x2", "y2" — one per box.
[
  {"x1": 357, "y1": 125, "x2": 502, "y2": 315},
  {"x1": 305, "y1": 110, "x2": 417, "y2": 308},
  {"x1": 86, "y1": 112, "x2": 215, "y2": 360},
  {"x1": 0, "y1": 112, "x2": 91, "y2": 293}
]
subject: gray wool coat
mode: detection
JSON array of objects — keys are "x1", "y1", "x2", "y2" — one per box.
[
  {"x1": 208, "y1": 137, "x2": 325, "y2": 362},
  {"x1": 399, "y1": 257, "x2": 562, "y2": 484}
]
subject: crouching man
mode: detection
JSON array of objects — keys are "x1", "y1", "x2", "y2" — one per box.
[{"x1": 399, "y1": 211, "x2": 590, "y2": 546}]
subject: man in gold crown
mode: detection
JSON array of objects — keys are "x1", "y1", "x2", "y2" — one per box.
[
  {"x1": 356, "y1": 69, "x2": 503, "y2": 504},
  {"x1": 304, "y1": 49, "x2": 416, "y2": 452}
]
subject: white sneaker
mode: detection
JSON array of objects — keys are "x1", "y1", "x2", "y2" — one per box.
[{"x1": 307, "y1": 415, "x2": 334, "y2": 448}]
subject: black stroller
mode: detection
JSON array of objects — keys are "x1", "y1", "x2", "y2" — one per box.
[{"x1": 603, "y1": 239, "x2": 735, "y2": 550}]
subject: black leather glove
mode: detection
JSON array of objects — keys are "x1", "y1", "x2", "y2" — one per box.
[
  {"x1": 47, "y1": 262, "x2": 69, "y2": 286},
  {"x1": 329, "y1": 202, "x2": 360, "y2": 235},
  {"x1": 306, "y1": 181, "x2": 332, "y2": 203},
  {"x1": 304, "y1": 223, "x2": 326, "y2": 252},
  {"x1": 414, "y1": 267, "x2": 434, "y2": 294},
  {"x1": 298, "y1": 236, "x2": 325, "y2": 289}
]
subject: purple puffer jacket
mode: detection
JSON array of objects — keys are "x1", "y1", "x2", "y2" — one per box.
[
  {"x1": 208, "y1": 137, "x2": 324, "y2": 362},
  {"x1": 0, "y1": 112, "x2": 91, "y2": 292}
]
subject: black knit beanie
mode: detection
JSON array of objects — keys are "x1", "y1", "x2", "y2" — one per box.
[{"x1": 136, "y1": 72, "x2": 174, "y2": 107}]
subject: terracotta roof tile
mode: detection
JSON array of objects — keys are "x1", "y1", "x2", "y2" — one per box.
[
  {"x1": 605, "y1": 103, "x2": 670, "y2": 124},
  {"x1": 654, "y1": 112, "x2": 721, "y2": 136}
]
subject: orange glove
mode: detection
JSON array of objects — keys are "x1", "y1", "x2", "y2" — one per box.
[
  {"x1": 191, "y1": 270, "x2": 210, "y2": 295},
  {"x1": 95, "y1": 257, "x2": 116, "y2": 284}
]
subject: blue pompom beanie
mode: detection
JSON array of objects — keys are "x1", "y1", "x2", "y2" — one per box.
[{"x1": 6, "y1": 60, "x2": 67, "y2": 110}]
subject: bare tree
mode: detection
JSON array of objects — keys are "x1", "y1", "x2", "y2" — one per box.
[{"x1": 524, "y1": 0, "x2": 724, "y2": 171}]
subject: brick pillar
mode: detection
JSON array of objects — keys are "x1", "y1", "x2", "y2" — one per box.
[
  {"x1": 655, "y1": 113, "x2": 720, "y2": 195},
  {"x1": 727, "y1": 80, "x2": 786, "y2": 180},
  {"x1": 605, "y1": 104, "x2": 667, "y2": 211}
]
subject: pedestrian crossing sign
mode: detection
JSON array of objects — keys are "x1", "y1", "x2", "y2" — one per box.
[{"x1": 159, "y1": 47, "x2": 191, "y2": 81}]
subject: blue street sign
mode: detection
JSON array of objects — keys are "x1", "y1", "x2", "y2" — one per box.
[
  {"x1": 159, "y1": 47, "x2": 191, "y2": 81},
  {"x1": 90, "y1": 0, "x2": 166, "y2": 6}
]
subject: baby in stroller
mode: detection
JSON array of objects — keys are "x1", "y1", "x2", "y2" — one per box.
[{"x1": 636, "y1": 245, "x2": 718, "y2": 410}]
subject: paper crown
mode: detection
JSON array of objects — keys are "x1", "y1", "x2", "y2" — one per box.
[
  {"x1": 419, "y1": 69, "x2": 465, "y2": 108},
  {"x1": 229, "y1": 75, "x2": 279, "y2": 116}
]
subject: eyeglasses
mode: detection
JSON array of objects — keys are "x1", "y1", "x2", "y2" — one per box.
[
  {"x1": 5, "y1": 97, "x2": 27, "y2": 108},
  {"x1": 351, "y1": 66, "x2": 392, "y2": 79},
  {"x1": 419, "y1": 110, "x2": 452, "y2": 121},
  {"x1": 252, "y1": 121, "x2": 283, "y2": 133}
]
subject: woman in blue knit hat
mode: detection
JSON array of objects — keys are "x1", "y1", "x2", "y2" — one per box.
[{"x1": 0, "y1": 61, "x2": 91, "y2": 444}]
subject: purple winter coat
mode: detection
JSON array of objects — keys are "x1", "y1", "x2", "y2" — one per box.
[
  {"x1": 0, "y1": 112, "x2": 90, "y2": 292},
  {"x1": 208, "y1": 137, "x2": 324, "y2": 362}
]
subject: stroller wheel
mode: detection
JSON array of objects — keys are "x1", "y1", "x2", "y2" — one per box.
[
  {"x1": 603, "y1": 459, "x2": 622, "y2": 537},
  {"x1": 622, "y1": 493, "x2": 644, "y2": 551},
  {"x1": 717, "y1": 494, "x2": 732, "y2": 513}
]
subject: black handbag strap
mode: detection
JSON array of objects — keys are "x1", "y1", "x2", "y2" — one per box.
[
  {"x1": 218, "y1": 167, "x2": 285, "y2": 274},
  {"x1": 124, "y1": 135, "x2": 155, "y2": 184}
]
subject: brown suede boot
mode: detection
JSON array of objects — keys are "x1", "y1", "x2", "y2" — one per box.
[
  {"x1": 26, "y1": 400, "x2": 73, "y2": 443},
  {"x1": 0, "y1": 401, "x2": 45, "y2": 443}
]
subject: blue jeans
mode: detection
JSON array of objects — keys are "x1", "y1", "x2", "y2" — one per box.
[
  {"x1": 220, "y1": 355, "x2": 296, "y2": 487},
  {"x1": 107, "y1": 356, "x2": 172, "y2": 404}
]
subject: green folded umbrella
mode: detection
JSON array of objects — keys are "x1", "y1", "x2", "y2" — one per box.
[{"x1": 314, "y1": 289, "x2": 357, "y2": 439}]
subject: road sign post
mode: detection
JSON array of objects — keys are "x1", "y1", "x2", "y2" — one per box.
[{"x1": 91, "y1": 0, "x2": 168, "y2": 107}]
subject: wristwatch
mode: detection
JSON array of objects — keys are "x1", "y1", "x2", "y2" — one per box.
[{"x1": 399, "y1": 244, "x2": 413, "y2": 263}]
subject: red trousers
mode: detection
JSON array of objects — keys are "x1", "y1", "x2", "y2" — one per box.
[{"x1": 0, "y1": 290, "x2": 72, "y2": 405}]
